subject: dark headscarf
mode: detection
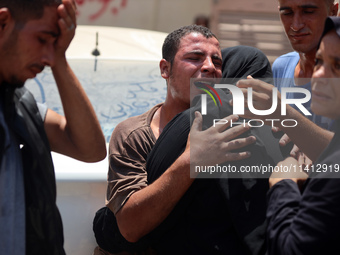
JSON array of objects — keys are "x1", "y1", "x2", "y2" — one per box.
[{"x1": 319, "y1": 16, "x2": 340, "y2": 47}]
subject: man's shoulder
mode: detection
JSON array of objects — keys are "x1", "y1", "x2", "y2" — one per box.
[
  {"x1": 109, "y1": 104, "x2": 161, "y2": 145},
  {"x1": 273, "y1": 52, "x2": 299, "y2": 69},
  {"x1": 277, "y1": 51, "x2": 299, "y2": 59},
  {"x1": 115, "y1": 113, "x2": 148, "y2": 132},
  {"x1": 272, "y1": 52, "x2": 300, "y2": 80}
]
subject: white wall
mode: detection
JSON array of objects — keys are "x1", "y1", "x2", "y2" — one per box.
[
  {"x1": 75, "y1": 0, "x2": 211, "y2": 33},
  {"x1": 75, "y1": 0, "x2": 340, "y2": 33}
]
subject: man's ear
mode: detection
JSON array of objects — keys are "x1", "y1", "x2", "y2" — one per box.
[
  {"x1": 0, "y1": 8, "x2": 11, "y2": 34},
  {"x1": 160, "y1": 59, "x2": 171, "y2": 79},
  {"x1": 331, "y1": 2, "x2": 339, "y2": 16}
]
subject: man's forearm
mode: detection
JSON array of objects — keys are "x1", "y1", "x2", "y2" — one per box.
[
  {"x1": 115, "y1": 112, "x2": 256, "y2": 243},
  {"x1": 115, "y1": 150, "x2": 193, "y2": 243},
  {"x1": 51, "y1": 58, "x2": 106, "y2": 162}
]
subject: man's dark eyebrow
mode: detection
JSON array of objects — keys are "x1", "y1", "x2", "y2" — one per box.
[
  {"x1": 185, "y1": 51, "x2": 222, "y2": 62},
  {"x1": 212, "y1": 55, "x2": 222, "y2": 62},
  {"x1": 300, "y1": 4, "x2": 318, "y2": 9},
  {"x1": 185, "y1": 50, "x2": 205, "y2": 56},
  {"x1": 279, "y1": 6, "x2": 292, "y2": 11}
]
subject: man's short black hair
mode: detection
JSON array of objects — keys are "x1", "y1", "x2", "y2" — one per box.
[
  {"x1": 0, "y1": 0, "x2": 61, "y2": 26},
  {"x1": 162, "y1": 24, "x2": 218, "y2": 65}
]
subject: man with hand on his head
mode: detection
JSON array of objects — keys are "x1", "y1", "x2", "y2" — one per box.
[{"x1": 0, "y1": 0, "x2": 106, "y2": 254}]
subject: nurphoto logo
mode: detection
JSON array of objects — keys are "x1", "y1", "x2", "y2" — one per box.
[{"x1": 194, "y1": 79, "x2": 312, "y2": 128}]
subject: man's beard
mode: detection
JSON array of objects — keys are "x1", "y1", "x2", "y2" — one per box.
[
  {"x1": 7, "y1": 76, "x2": 25, "y2": 89},
  {"x1": 0, "y1": 76, "x2": 25, "y2": 89}
]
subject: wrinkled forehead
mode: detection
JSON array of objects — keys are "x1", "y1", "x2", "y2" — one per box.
[{"x1": 179, "y1": 32, "x2": 220, "y2": 49}]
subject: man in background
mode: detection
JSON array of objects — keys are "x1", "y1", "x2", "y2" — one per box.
[{"x1": 273, "y1": 0, "x2": 338, "y2": 130}]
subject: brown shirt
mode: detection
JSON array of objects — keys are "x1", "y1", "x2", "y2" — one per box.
[{"x1": 106, "y1": 104, "x2": 162, "y2": 214}]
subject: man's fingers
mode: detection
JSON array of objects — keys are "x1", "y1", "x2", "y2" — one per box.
[
  {"x1": 69, "y1": 0, "x2": 77, "y2": 11},
  {"x1": 222, "y1": 136, "x2": 256, "y2": 152},
  {"x1": 297, "y1": 152, "x2": 305, "y2": 166},
  {"x1": 224, "y1": 151, "x2": 252, "y2": 162},
  {"x1": 279, "y1": 133, "x2": 292, "y2": 147},
  {"x1": 272, "y1": 126, "x2": 281, "y2": 132},
  {"x1": 213, "y1": 114, "x2": 241, "y2": 132},
  {"x1": 63, "y1": 0, "x2": 77, "y2": 25},
  {"x1": 236, "y1": 78, "x2": 274, "y2": 94},
  {"x1": 191, "y1": 111, "x2": 203, "y2": 133},
  {"x1": 58, "y1": 0, "x2": 77, "y2": 30},
  {"x1": 219, "y1": 121, "x2": 253, "y2": 141},
  {"x1": 290, "y1": 144, "x2": 300, "y2": 157}
]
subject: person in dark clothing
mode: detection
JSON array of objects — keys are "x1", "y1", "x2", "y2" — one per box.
[
  {"x1": 0, "y1": 0, "x2": 106, "y2": 254},
  {"x1": 266, "y1": 16, "x2": 340, "y2": 255}
]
